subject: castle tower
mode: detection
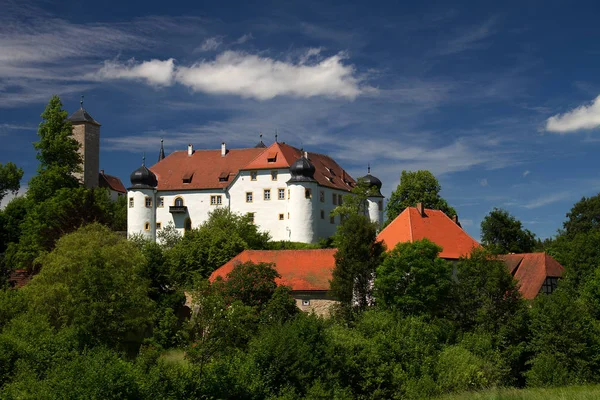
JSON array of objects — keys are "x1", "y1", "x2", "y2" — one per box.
[
  {"x1": 360, "y1": 166, "x2": 384, "y2": 228},
  {"x1": 127, "y1": 157, "x2": 158, "y2": 241},
  {"x1": 68, "y1": 97, "x2": 100, "y2": 188},
  {"x1": 287, "y1": 152, "x2": 319, "y2": 243}
]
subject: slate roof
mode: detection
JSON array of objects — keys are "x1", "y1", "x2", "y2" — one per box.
[
  {"x1": 99, "y1": 171, "x2": 126, "y2": 193},
  {"x1": 210, "y1": 249, "x2": 337, "y2": 291},
  {"x1": 499, "y1": 253, "x2": 565, "y2": 299},
  {"x1": 67, "y1": 107, "x2": 100, "y2": 126},
  {"x1": 148, "y1": 142, "x2": 356, "y2": 192},
  {"x1": 377, "y1": 206, "x2": 481, "y2": 259}
]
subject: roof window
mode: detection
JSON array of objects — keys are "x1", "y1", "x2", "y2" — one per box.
[
  {"x1": 218, "y1": 171, "x2": 229, "y2": 182},
  {"x1": 267, "y1": 151, "x2": 278, "y2": 163},
  {"x1": 182, "y1": 171, "x2": 193, "y2": 184}
]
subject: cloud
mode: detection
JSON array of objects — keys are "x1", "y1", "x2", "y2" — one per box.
[
  {"x1": 95, "y1": 58, "x2": 176, "y2": 86},
  {"x1": 545, "y1": 95, "x2": 600, "y2": 133},
  {"x1": 0, "y1": 184, "x2": 27, "y2": 210},
  {"x1": 433, "y1": 17, "x2": 497, "y2": 56},
  {"x1": 522, "y1": 191, "x2": 572, "y2": 209},
  {"x1": 232, "y1": 33, "x2": 253, "y2": 45},
  {"x1": 479, "y1": 178, "x2": 488, "y2": 187},
  {"x1": 196, "y1": 36, "x2": 223, "y2": 52},
  {"x1": 523, "y1": 170, "x2": 530, "y2": 177}
]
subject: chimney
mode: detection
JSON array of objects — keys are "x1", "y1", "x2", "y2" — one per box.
[
  {"x1": 221, "y1": 142, "x2": 227, "y2": 157},
  {"x1": 416, "y1": 202, "x2": 425, "y2": 217},
  {"x1": 188, "y1": 144, "x2": 193, "y2": 156},
  {"x1": 452, "y1": 214, "x2": 462, "y2": 228}
]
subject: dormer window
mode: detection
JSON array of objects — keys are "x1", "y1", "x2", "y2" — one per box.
[
  {"x1": 219, "y1": 171, "x2": 229, "y2": 182},
  {"x1": 182, "y1": 171, "x2": 193, "y2": 184},
  {"x1": 326, "y1": 167, "x2": 336, "y2": 177},
  {"x1": 267, "y1": 151, "x2": 277, "y2": 163}
]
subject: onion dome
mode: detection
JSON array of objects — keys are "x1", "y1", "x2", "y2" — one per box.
[
  {"x1": 130, "y1": 156, "x2": 157, "y2": 189},
  {"x1": 360, "y1": 165, "x2": 383, "y2": 196},
  {"x1": 288, "y1": 153, "x2": 316, "y2": 182}
]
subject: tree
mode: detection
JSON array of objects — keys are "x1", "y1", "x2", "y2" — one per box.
[
  {"x1": 480, "y1": 208, "x2": 536, "y2": 254},
  {"x1": 330, "y1": 214, "x2": 385, "y2": 310},
  {"x1": 22, "y1": 223, "x2": 155, "y2": 349},
  {"x1": 331, "y1": 178, "x2": 381, "y2": 219},
  {"x1": 562, "y1": 194, "x2": 600, "y2": 238},
  {"x1": 0, "y1": 162, "x2": 23, "y2": 203},
  {"x1": 386, "y1": 170, "x2": 456, "y2": 223},
  {"x1": 374, "y1": 239, "x2": 452, "y2": 317},
  {"x1": 28, "y1": 95, "x2": 81, "y2": 203}
]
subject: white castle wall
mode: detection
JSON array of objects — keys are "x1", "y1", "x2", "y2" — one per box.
[
  {"x1": 288, "y1": 181, "x2": 318, "y2": 243},
  {"x1": 368, "y1": 197, "x2": 384, "y2": 227}
]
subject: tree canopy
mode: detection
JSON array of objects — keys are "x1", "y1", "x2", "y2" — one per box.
[
  {"x1": 386, "y1": 170, "x2": 456, "y2": 223},
  {"x1": 562, "y1": 194, "x2": 600, "y2": 238},
  {"x1": 480, "y1": 208, "x2": 536, "y2": 254},
  {"x1": 0, "y1": 162, "x2": 23, "y2": 203}
]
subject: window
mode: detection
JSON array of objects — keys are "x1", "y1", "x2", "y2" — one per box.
[
  {"x1": 330, "y1": 215, "x2": 335, "y2": 224},
  {"x1": 378, "y1": 201, "x2": 383, "y2": 211},
  {"x1": 264, "y1": 189, "x2": 271, "y2": 200},
  {"x1": 288, "y1": 189, "x2": 290, "y2": 199},
  {"x1": 129, "y1": 197, "x2": 134, "y2": 208},
  {"x1": 246, "y1": 192, "x2": 253, "y2": 203},
  {"x1": 145, "y1": 197, "x2": 152, "y2": 208},
  {"x1": 184, "y1": 218, "x2": 192, "y2": 232},
  {"x1": 279, "y1": 213, "x2": 284, "y2": 220},
  {"x1": 250, "y1": 171, "x2": 258, "y2": 181},
  {"x1": 320, "y1": 210, "x2": 325, "y2": 219},
  {"x1": 305, "y1": 189, "x2": 312, "y2": 199},
  {"x1": 288, "y1": 212, "x2": 290, "y2": 219},
  {"x1": 278, "y1": 188, "x2": 285, "y2": 200},
  {"x1": 174, "y1": 197, "x2": 184, "y2": 207},
  {"x1": 271, "y1": 170, "x2": 278, "y2": 181},
  {"x1": 540, "y1": 277, "x2": 559, "y2": 294},
  {"x1": 158, "y1": 197, "x2": 164, "y2": 208},
  {"x1": 332, "y1": 193, "x2": 337, "y2": 205},
  {"x1": 338, "y1": 194, "x2": 343, "y2": 205},
  {"x1": 156, "y1": 222, "x2": 162, "y2": 229},
  {"x1": 302, "y1": 299, "x2": 310, "y2": 306},
  {"x1": 247, "y1": 212, "x2": 255, "y2": 223},
  {"x1": 320, "y1": 190, "x2": 325, "y2": 202},
  {"x1": 144, "y1": 222, "x2": 150, "y2": 231},
  {"x1": 210, "y1": 195, "x2": 222, "y2": 205}
]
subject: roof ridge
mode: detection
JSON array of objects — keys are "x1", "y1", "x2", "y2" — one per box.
[{"x1": 408, "y1": 207, "x2": 414, "y2": 242}]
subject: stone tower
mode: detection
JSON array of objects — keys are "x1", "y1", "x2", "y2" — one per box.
[{"x1": 68, "y1": 98, "x2": 100, "y2": 188}]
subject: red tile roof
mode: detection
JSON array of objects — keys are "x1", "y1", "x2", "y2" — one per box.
[
  {"x1": 99, "y1": 172, "x2": 126, "y2": 193},
  {"x1": 377, "y1": 207, "x2": 481, "y2": 259},
  {"x1": 149, "y1": 142, "x2": 356, "y2": 192},
  {"x1": 498, "y1": 253, "x2": 565, "y2": 299},
  {"x1": 210, "y1": 249, "x2": 337, "y2": 291}
]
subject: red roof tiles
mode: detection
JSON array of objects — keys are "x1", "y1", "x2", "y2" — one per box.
[
  {"x1": 210, "y1": 249, "x2": 337, "y2": 291},
  {"x1": 99, "y1": 171, "x2": 126, "y2": 193},
  {"x1": 498, "y1": 253, "x2": 565, "y2": 299},
  {"x1": 377, "y1": 207, "x2": 481, "y2": 259},
  {"x1": 149, "y1": 142, "x2": 355, "y2": 192}
]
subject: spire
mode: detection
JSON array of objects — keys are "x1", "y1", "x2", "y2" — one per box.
[
  {"x1": 254, "y1": 132, "x2": 267, "y2": 148},
  {"x1": 368, "y1": 163, "x2": 371, "y2": 174},
  {"x1": 80, "y1": 95, "x2": 84, "y2": 109},
  {"x1": 158, "y1": 138, "x2": 165, "y2": 161},
  {"x1": 275, "y1": 129, "x2": 278, "y2": 143},
  {"x1": 142, "y1": 152, "x2": 146, "y2": 167}
]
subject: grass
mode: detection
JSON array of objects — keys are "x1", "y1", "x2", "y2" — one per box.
[
  {"x1": 159, "y1": 349, "x2": 188, "y2": 366},
  {"x1": 437, "y1": 385, "x2": 600, "y2": 400}
]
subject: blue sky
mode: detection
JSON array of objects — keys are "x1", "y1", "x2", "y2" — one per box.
[{"x1": 2, "y1": 0, "x2": 600, "y2": 240}]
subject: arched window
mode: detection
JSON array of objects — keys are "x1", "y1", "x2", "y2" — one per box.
[
  {"x1": 174, "y1": 197, "x2": 184, "y2": 207},
  {"x1": 184, "y1": 218, "x2": 192, "y2": 232}
]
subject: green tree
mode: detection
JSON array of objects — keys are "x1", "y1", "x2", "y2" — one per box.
[
  {"x1": 332, "y1": 178, "x2": 382, "y2": 220},
  {"x1": 330, "y1": 214, "x2": 386, "y2": 311},
  {"x1": 386, "y1": 170, "x2": 456, "y2": 223},
  {"x1": 480, "y1": 208, "x2": 536, "y2": 254},
  {"x1": 28, "y1": 95, "x2": 82, "y2": 203},
  {"x1": 22, "y1": 224, "x2": 154, "y2": 349},
  {"x1": 0, "y1": 162, "x2": 23, "y2": 203},
  {"x1": 374, "y1": 239, "x2": 452, "y2": 317},
  {"x1": 563, "y1": 194, "x2": 600, "y2": 238}
]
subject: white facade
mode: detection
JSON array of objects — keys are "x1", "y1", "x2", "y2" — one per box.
[{"x1": 127, "y1": 167, "x2": 377, "y2": 244}]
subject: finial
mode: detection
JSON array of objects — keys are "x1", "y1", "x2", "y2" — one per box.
[
  {"x1": 368, "y1": 163, "x2": 371, "y2": 174},
  {"x1": 80, "y1": 95, "x2": 84, "y2": 109},
  {"x1": 142, "y1": 152, "x2": 146, "y2": 166},
  {"x1": 161, "y1": 137, "x2": 164, "y2": 145},
  {"x1": 158, "y1": 137, "x2": 165, "y2": 161},
  {"x1": 260, "y1": 132, "x2": 262, "y2": 140},
  {"x1": 275, "y1": 129, "x2": 278, "y2": 143}
]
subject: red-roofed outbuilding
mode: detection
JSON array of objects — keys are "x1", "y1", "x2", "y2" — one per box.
[{"x1": 498, "y1": 253, "x2": 565, "y2": 299}]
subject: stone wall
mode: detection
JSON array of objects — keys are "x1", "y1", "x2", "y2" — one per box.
[{"x1": 72, "y1": 122, "x2": 100, "y2": 188}]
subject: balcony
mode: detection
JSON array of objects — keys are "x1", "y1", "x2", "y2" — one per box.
[{"x1": 169, "y1": 205, "x2": 188, "y2": 214}]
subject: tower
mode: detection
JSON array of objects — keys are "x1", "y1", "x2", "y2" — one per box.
[
  {"x1": 127, "y1": 156, "x2": 158, "y2": 241},
  {"x1": 360, "y1": 166, "x2": 384, "y2": 228},
  {"x1": 68, "y1": 97, "x2": 100, "y2": 188},
  {"x1": 287, "y1": 152, "x2": 319, "y2": 243}
]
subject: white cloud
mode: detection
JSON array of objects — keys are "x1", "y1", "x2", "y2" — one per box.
[
  {"x1": 232, "y1": 33, "x2": 253, "y2": 45},
  {"x1": 479, "y1": 178, "x2": 488, "y2": 187},
  {"x1": 546, "y1": 95, "x2": 600, "y2": 133},
  {"x1": 197, "y1": 36, "x2": 223, "y2": 52},
  {"x1": 95, "y1": 58, "x2": 176, "y2": 86},
  {"x1": 175, "y1": 50, "x2": 364, "y2": 100},
  {"x1": 523, "y1": 191, "x2": 572, "y2": 209},
  {"x1": 523, "y1": 170, "x2": 530, "y2": 177}
]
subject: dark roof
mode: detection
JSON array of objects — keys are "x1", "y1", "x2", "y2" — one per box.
[
  {"x1": 255, "y1": 140, "x2": 267, "y2": 148},
  {"x1": 99, "y1": 171, "x2": 126, "y2": 193},
  {"x1": 68, "y1": 107, "x2": 100, "y2": 126},
  {"x1": 130, "y1": 164, "x2": 158, "y2": 189},
  {"x1": 288, "y1": 154, "x2": 317, "y2": 183},
  {"x1": 360, "y1": 174, "x2": 383, "y2": 196}
]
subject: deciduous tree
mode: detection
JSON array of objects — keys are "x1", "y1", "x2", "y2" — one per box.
[
  {"x1": 0, "y1": 162, "x2": 23, "y2": 203},
  {"x1": 480, "y1": 208, "x2": 536, "y2": 254}
]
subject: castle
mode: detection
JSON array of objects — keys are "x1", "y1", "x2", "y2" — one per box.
[{"x1": 127, "y1": 139, "x2": 384, "y2": 243}]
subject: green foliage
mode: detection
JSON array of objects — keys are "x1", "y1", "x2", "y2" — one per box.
[
  {"x1": 331, "y1": 177, "x2": 382, "y2": 220},
  {"x1": 28, "y1": 95, "x2": 81, "y2": 203},
  {"x1": 0, "y1": 162, "x2": 23, "y2": 203},
  {"x1": 331, "y1": 214, "x2": 385, "y2": 310},
  {"x1": 156, "y1": 221, "x2": 182, "y2": 249},
  {"x1": 480, "y1": 208, "x2": 536, "y2": 254},
  {"x1": 386, "y1": 170, "x2": 456, "y2": 223},
  {"x1": 549, "y1": 231, "x2": 600, "y2": 293},
  {"x1": 166, "y1": 208, "x2": 270, "y2": 285},
  {"x1": 563, "y1": 194, "x2": 600, "y2": 238},
  {"x1": 374, "y1": 239, "x2": 452, "y2": 317},
  {"x1": 435, "y1": 345, "x2": 501, "y2": 394},
  {"x1": 0, "y1": 196, "x2": 29, "y2": 255},
  {"x1": 22, "y1": 224, "x2": 155, "y2": 349},
  {"x1": 214, "y1": 261, "x2": 280, "y2": 310}
]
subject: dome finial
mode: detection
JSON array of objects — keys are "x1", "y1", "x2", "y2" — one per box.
[
  {"x1": 368, "y1": 163, "x2": 371, "y2": 174},
  {"x1": 275, "y1": 129, "x2": 278, "y2": 143},
  {"x1": 158, "y1": 138, "x2": 165, "y2": 161},
  {"x1": 80, "y1": 95, "x2": 84, "y2": 109},
  {"x1": 142, "y1": 152, "x2": 146, "y2": 166}
]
